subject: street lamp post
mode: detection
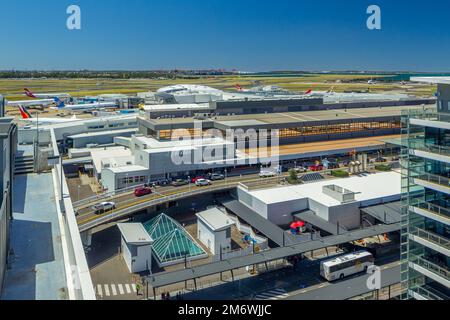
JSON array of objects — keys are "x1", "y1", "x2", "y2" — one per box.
[
  {"x1": 77, "y1": 185, "x2": 81, "y2": 202},
  {"x1": 188, "y1": 176, "x2": 191, "y2": 192}
]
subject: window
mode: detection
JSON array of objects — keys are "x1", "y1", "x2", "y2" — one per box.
[{"x1": 225, "y1": 228, "x2": 231, "y2": 239}]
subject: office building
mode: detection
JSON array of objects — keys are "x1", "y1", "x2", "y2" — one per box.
[{"x1": 401, "y1": 77, "x2": 450, "y2": 300}]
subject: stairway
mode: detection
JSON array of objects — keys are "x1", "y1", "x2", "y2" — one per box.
[{"x1": 14, "y1": 155, "x2": 35, "y2": 175}]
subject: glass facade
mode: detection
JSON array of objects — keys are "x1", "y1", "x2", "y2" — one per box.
[
  {"x1": 143, "y1": 214, "x2": 207, "y2": 265},
  {"x1": 401, "y1": 108, "x2": 450, "y2": 300}
]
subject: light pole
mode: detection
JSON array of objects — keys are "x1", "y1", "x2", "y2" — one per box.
[
  {"x1": 77, "y1": 185, "x2": 81, "y2": 202},
  {"x1": 224, "y1": 169, "x2": 227, "y2": 181},
  {"x1": 125, "y1": 173, "x2": 129, "y2": 190},
  {"x1": 188, "y1": 176, "x2": 191, "y2": 192}
]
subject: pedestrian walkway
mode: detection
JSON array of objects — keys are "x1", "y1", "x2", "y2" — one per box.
[
  {"x1": 96, "y1": 283, "x2": 137, "y2": 298},
  {"x1": 254, "y1": 288, "x2": 289, "y2": 300}
]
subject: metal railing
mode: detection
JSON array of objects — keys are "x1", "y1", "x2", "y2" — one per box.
[
  {"x1": 409, "y1": 286, "x2": 448, "y2": 300},
  {"x1": 72, "y1": 183, "x2": 149, "y2": 208},
  {"x1": 78, "y1": 181, "x2": 240, "y2": 232},
  {"x1": 409, "y1": 226, "x2": 450, "y2": 250},
  {"x1": 408, "y1": 139, "x2": 450, "y2": 157},
  {"x1": 409, "y1": 199, "x2": 450, "y2": 221},
  {"x1": 407, "y1": 110, "x2": 450, "y2": 124},
  {"x1": 409, "y1": 254, "x2": 450, "y2": 281},
  {"x1": 412, "y1": 171, "x2": 450, "y2": 190}
]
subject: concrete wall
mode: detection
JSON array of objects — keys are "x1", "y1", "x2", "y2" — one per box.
[
  {"x1": 121, "y1": 237, "x2": 133, "y2": 272},
  {"x1": 0, "y1": 113, "x2": 16, "y2": 297},
  {"x1": 267, "y1": 198, "x2": 308, "y2": 226},
  {"x1": 328, "y1": 202, "x2": 361, "y2": 230},
  {"x1": 197, "y1": 220, "x2": 231, "y2": 255}
]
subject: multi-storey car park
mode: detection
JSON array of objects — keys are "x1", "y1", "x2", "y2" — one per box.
[{"x1": 401, "y1": 77, "x2": 450, "y2": 300}]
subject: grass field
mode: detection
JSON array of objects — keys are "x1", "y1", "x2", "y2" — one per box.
[{"x1": 0, "y1": 73, "x2": 436, "y2": 102}]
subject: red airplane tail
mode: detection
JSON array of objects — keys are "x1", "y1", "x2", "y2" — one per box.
[
  {"x1": 24, "y1": 88, "x2": 36, "y2": 98},
  {"x1": 305, "y1": 89, "x2": 312, "y2": 94},
  {"x1": 235, "y1": 84, "x2": 243, "y2": 91},
  {"x1": 18, "y1": 106, "x2": 32, "y2": 119}
]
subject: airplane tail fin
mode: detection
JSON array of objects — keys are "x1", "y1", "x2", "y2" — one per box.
[
  {"x1": 54, "y1": 97, "x2": 65, "y2": 109},
  {"x1": 235, "y1": 84, "x2": 243, "y2": 91},
  {"x1": 305, "y1": 89, "x2": 312, "y2": 94},
  {"x1": 18, "y1": 105, "x2": 32, "y2": 119},
  {"x1": 24, "y1": 88, "x2": 36, "y2": 98}
]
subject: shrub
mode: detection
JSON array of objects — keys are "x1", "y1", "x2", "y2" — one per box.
[
  {"x1": 331, "y1": 170, "x2": 350, "y2": 178},
  {"x1": 375, "y1": 164, "x2": 392, "y2": 171},
  {"x1": 287, "y1": 169, "x2": 299, "y2": 184}
]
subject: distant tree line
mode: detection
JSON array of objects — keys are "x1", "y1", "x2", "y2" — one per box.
[{"x1": 0, "y1": 70, "x2": 238, "y2": 79}]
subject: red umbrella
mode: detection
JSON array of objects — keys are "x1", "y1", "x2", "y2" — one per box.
[{"x1": 291, "y1": 221, "x2": 305, "y2": 229}]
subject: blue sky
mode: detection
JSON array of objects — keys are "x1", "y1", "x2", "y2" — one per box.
[{"x1": 1, "y1": 0, "x2": 450, "y2": 71}]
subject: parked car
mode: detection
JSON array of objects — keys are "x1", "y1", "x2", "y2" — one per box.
[
  {"x1": 209, "y1": 173, "x2": 225, "y2": 181},
  {"x1": 327, "y1": 162, "x2": 340, "y2": 169},
  {"x1": 171, "y1": 179, "x2": 189, "y2": 187},
  {"x1": 309, "y1": 164, "x2": 324, "y2": 172},
  {"x1": 191, "y1": 176, "x2": 205, "y2": 183},
  {"x1": 370, "y1": 157, "x2": 387, "y2": 163},
  {"x1": 259, "y1": 171, "x2": 277, "y2": 178},
  {"x1": 293, "y1": 166, "x2": 308, "y2": 173},
  {"x1": 92, "y1": 202, "x2": 116, "y2": 214},
  {"x1": 195, "y1": 178, "x2": 211, "y2": 186},
  {"x1": 134, "y1": 186, "x2": 153, "y2": 197}
]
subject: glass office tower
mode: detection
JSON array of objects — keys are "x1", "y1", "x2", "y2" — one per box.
[{"x1": 400, "y1": 78, "x2": 450, "y2": 300}]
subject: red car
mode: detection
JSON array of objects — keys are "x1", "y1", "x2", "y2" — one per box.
[
  {"x1": 134, "y1": 186, "x2": 153, "y2": 197},
  {"x1": 191, "y1": 176, "x2": 205, "y2": 184},
  {"x1": 309, "y1": 165, "x2": 324, "y2": 172}
]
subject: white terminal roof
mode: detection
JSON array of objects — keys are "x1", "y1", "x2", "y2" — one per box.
[
  {"x1": 117, "y1": 223, "x2": 153, "y2": 245},
  {"x1": 245, "y1": 171, "x2": 401, "y2": 207},
  {"x1": 134, "y1": 135, "x2": 234, "y2": 152},
  {"x1": 142, "y1": 103, "x2": 211, "y2": 112},
  {"x1": 196, "y1": 207, "x2": 235, "y2": 231},
  {"x1": 90, "y1": 146, "x2": 133, "y2": 173},
  {"x1": 107, "y1": 165, "x2": 148, "y2": 174},
  {"x1": 411, "y1": 77, "x2": 450, "y2": 85}
]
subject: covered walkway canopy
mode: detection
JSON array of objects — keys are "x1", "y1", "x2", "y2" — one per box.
[
  {"x1": 293, "y1": 210, "x2": 348, "y2": 235},
  {"x1": 147, "y1": 223, "x2": 400, "y2": 290},
  {"x1": 361, "y1": 201, "x2": 402, "y2": 224},
  {"x1": 222, "y1": 200, "x2": 287, "y2": 247}
]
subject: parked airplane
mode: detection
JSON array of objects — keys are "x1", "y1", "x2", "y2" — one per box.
[
  {"x1": 52, "y1": 97, "x2": 117, "y2": 112},
  {"x1": 7, "y1": 98, "x2": 55, "y2": 107},
  {"x1": 24, "y1": 88, "x2": 70, "y2": 99},
  {"x1": 18, "y1": 106, "x2": 79, "y2": 124}
]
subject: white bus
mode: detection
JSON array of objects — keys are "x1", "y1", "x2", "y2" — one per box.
[{"x1": 320, "y1": 250, "x2": 374, "y2": 281}]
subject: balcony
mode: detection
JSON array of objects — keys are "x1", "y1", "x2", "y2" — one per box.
[
  {"x1": 409, "y1": 200, "x2": 450, "y2": 226},
  {"x1": 412, "y1": 172, "x2": 450, "y2": 195},
  {"x1": 409, "y1": 226, "x2": 450, "y2": 257},
  {"x1": 408, "y1": 140, "x2": 450, "y2": 164},
  {"x1": 409, "y1": 112, "x2": 450, "y2": 131},
  {"x1": 409, "y1": 285, "x2": 449, "y2": 300},
  {"x1": 409, "y1": 254, "x2": 450, "y2": 288}
]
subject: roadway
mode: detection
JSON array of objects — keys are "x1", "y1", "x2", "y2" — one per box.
[
  {"x1": 287, "y1": 264, "x2": 400, "y2": 300},
  {"x1": 75, "y1": 160, "x2": 398, "y2": 231},
  {"x1": 76, "y1": 173, "x2": 286, "y2": 231}
]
